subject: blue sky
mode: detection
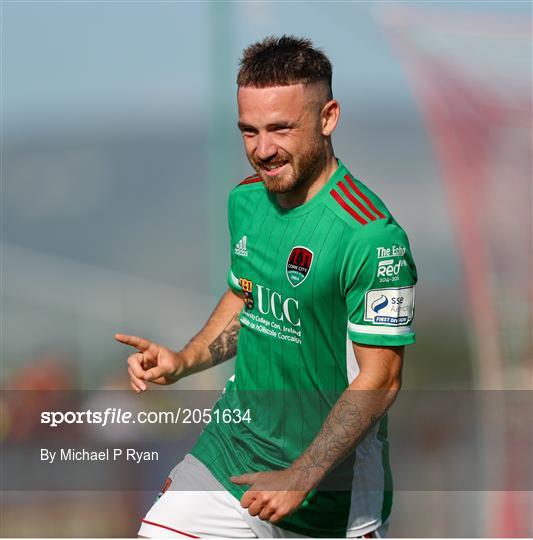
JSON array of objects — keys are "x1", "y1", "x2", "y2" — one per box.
[{"x1": 5, "y1": 1, "x2": 530, "y2": 134}]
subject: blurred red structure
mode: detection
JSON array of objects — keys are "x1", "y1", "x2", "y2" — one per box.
[{"x1": 379, "y1": 6, "x2": 532, "y2": 536}]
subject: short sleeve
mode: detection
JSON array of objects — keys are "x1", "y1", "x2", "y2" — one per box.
[
  {"x1": 227, "y1": 190, "x2": 242, "y2": 293},
  {"x1": 227, "y1": 268, "x2": 241, "y2": 293},
  {"x1": 341, "y1": 220, "x2": 417, "y2": 346}
]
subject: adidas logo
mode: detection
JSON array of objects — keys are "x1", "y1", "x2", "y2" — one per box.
[{"x1": 234, "y1": 235, "x2": 248, "y2": 257}]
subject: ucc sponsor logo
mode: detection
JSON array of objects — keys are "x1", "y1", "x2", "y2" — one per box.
[{"x1": 256, "y1": 284, "x2": 301, "y2": 327}]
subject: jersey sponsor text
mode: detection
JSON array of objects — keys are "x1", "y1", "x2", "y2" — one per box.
[{"x1": 364, "y1": 286, "x2": 415, "y2": 325}]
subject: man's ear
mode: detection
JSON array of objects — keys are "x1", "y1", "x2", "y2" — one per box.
[{"x1": 321, "y1": 99, "x2": 340, "y2": 137}]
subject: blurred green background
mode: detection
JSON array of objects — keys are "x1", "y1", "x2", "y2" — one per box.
[{"x1": 2, "y1": 1, "x2": 531, "y2": 537}]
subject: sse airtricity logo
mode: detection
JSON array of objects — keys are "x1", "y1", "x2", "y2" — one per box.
[
  {"x1": 371, "y1": 295, "x2": 389, "y2": 313},
  {"x1": 365, "y1": 286, "x2": 414, "y2": 325}
]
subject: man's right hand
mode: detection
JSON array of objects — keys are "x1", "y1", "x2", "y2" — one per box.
[{"x1": 115, "y1": 334, "x2": 186, "y2": 393}]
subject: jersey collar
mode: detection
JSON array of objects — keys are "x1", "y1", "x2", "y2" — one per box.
[{"x1": 267, "y1": 158, "x2": 349, "y2": 219}]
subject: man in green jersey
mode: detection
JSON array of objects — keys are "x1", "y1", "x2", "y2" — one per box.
[{"x1": 116, "y1": 36, "x2": 417, "y2": 538}]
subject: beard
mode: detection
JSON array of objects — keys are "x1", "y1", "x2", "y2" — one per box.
[{"x1": 251, "y1": 140, "x2": 325, "y2": 194}]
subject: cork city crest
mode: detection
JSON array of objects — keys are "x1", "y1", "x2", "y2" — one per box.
[{"x1": 286, "y1": 246, "x2": 314, "y2": 287}]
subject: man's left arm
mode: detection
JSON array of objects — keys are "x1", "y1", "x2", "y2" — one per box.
[{"x1": 231, "y1": 342, "x2": 403, "y2": 524}]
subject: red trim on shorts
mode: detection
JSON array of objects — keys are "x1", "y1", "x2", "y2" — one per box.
[{"x1": 141, "y1": 519, "x2": 200, "y2": 538}]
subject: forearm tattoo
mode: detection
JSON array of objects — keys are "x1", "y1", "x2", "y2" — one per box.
[
  {"x1": 207, "y1": 314, "x2": 241, "y2": 366},
  {"x1": 293, "y1": 392, "x2": 390, "y2": 480}
]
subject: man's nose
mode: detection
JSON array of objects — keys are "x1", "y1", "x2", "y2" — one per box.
[{"x1": 255, "y1": 133, "x2": 277, "y2": 161}]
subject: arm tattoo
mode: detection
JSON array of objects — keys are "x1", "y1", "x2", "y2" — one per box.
[
  {"x1": 293, "y1": 391, "x2": 390, "y2": 481},
  {"x1": 207, "y1": 313, "x2": 241, "y2": 366}
]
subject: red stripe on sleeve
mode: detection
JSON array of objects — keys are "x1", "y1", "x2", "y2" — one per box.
[
  {"x1": 344, "y1": 175, "x2": 386, "y2": 219},
  {"x1": 337, "y1": 181, "x2": 376, "y2": 221},
  {"x1": 330, "y1": 189, "x2": 367, "y2": 225}
]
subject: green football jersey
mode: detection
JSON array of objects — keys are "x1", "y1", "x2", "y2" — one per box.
[{"x1": 191, "y1": 159, "x2": 417, "y2": 537}]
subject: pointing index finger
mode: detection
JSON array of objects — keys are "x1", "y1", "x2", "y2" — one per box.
[{"x1": 114, "y1": 333, "x2": 152, "y2": 352}]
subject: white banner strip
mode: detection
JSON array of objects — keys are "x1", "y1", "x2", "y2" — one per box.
[
  {"x1": 347, "y1": 321, "x2": 412, "y2": 335},
  {"x1": 230, "y1": 270, "x2": 240, "y2": 288}
]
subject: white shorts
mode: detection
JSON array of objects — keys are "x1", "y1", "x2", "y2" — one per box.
[{"x1": 138, "y1": 454, "x2": 388, "y2": 538}]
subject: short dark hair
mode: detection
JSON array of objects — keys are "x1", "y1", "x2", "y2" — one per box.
[{"x1": 237, "y1": 35, "x2": 333, "y2": 98}]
